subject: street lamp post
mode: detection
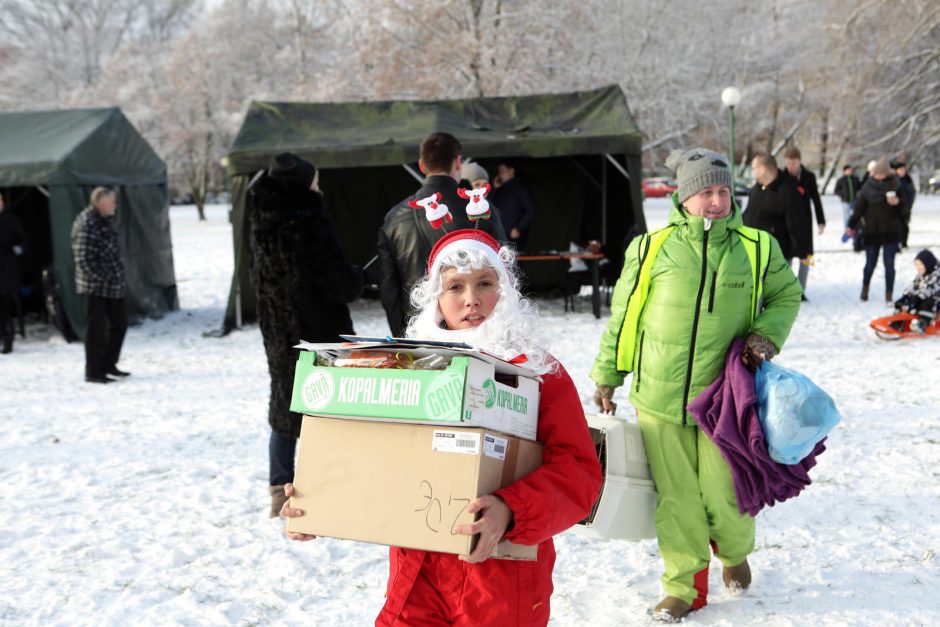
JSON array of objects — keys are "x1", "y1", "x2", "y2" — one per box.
[{"x1": 721, "y1": 87, "x2": 741, "y2": 179}]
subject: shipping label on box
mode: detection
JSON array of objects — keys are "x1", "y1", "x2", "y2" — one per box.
[
  {"x1": 286, "y1": 416, "x2": 542, "y2": 559},
  {"x1": 289, "y1": 352, "x2": 540, "y2": 440}
]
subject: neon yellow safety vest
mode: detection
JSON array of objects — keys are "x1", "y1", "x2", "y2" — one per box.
[{"x1": 614, "y1": 224, "x2": 772, "y2": 372}]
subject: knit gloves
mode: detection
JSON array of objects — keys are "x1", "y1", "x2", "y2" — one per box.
[
  {"x1": 593, "y1": 384, "x2": 617, "y2": 414},
  {"x1": 742, "y1": 333, "x2": 776, "y2": 370}
]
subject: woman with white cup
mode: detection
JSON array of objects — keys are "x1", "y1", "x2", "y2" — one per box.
[{"x1": 845, "y1": 158, "x2": 906, "y2": 302}]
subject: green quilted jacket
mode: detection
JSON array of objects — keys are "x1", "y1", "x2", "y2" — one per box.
[{"x1": 590, "y1": 197, "x2": 802, "y2": 425}]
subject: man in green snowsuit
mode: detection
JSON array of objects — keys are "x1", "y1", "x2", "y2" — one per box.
[{"x1": 590, "y1": 148, "x2": 802, "y2": 622}]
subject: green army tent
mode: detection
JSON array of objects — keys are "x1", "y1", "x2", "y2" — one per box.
[
  {"x1": 222, "y1": 84, "x2": 645, "y2": 333},
  {"x1": 0, "y1": 107, "x2": 178, "y2": 339}
]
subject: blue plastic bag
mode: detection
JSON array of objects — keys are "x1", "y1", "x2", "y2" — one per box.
[{"x1": 754, "y1": 360, "x2": 841, "y2": 465}]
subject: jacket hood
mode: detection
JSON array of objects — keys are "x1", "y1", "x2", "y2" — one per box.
[
  {"x1": 916, "y1": 249, "x2": 938, "y2": 275},
  {"x1": 859, "y1": 176, "x2": 896, "y2": 203},
  {"x1": 668, "y1": 190, "x2": 743, "y2": 239}
]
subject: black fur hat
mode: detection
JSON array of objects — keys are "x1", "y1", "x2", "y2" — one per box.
[{"x1": 268, "y1": 152, "x2": 316, "y2": 190}]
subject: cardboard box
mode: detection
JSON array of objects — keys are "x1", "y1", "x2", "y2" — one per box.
[
  {"x1": 289, "y1": 345, "x2": 541, "y2": 441},
  {"x1": 286, "y1": 415, "x2": 543, "y2": 559},
  {"x1": 574, "y1": 414, "x2": 657, "y2": 541}
]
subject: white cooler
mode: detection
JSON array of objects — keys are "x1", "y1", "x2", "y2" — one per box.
[{"x1": 574, "y1": 414, "x2": 657, "y2": 541}]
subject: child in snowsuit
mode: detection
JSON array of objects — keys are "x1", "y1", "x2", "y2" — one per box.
[
  {"x1": 282, "y1": 229, "x2": 602, "y2": 627},
  {"x1": 894, "y1": 249, "x2": 939, "y2": 332}
]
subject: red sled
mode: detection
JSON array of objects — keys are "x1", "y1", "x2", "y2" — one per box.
[{"x1": 869, "y1": 311, "x2": 940, "y2": 341}]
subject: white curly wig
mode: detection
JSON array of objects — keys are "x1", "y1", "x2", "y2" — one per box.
[{"x1": 404, "y1": 243, "x2": 555, "y2": 375}]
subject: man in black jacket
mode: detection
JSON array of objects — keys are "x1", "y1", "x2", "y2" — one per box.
[
  {"x1": 744, "y1": 152, "x2": 810, "y2": 264},
  {"x1": 491, "y1": 159, "x2": 537, "y2": 251},
  {"x1": 377, "y1": 132, "x2": 506, "y2": 336},
  {"x1": 891, "y1": 159, "x2": 916, "y2": 248},
  {"x1": 781, "y1": 147, "x2": 825, "y2": 298},
  {"x1": 834, "y1": 164, "x2": 860, "y2": 228},
  {"x1": 70, "y1": 187, "x2": 129, "y2": 383}
]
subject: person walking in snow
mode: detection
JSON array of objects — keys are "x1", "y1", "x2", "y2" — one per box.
[
  {"x1": 377, "y1": 132, "x2": 506, "y2": 337},
  {"x1": 249, "y1": 153, "x2": 363, "y2": 517},
  {"x1": 845, "y1": 158, "x2": 906, "y2": 302},
  {"x1": 590, "y1": 148, "x2": 802, "y2": 622},
  {"x1": 834, "y1": 164, "x2": 861, "y2": 228},
  {"x1": 780, "y1": 147, "x2": 825, "y2": 300},
  {"x1": 282, "y1": 228, "x2": 601, "y2": 626}
]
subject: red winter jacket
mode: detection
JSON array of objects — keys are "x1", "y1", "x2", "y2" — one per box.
[{"x1": 375, "y1": 361, "x2": 602, "y2": 626}]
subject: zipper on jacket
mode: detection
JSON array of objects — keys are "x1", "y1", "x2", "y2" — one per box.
[
  {"x1": 634, "y1": 331, "x2": 646, "y2": 392},
  {"x1": 681, "y1": 228, "x2": 710, "y2": 426},
  {"x1": 707, "y1": 271, "x2": 717, "y2": 313}
]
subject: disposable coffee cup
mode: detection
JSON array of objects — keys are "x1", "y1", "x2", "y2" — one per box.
[{"x1": 886, "y1": 191, "x2": 897, "y2": 199}]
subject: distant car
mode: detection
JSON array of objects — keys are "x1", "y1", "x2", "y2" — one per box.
[{"x1": 642, "y1": 177, "x2": 678, "y2": 198}]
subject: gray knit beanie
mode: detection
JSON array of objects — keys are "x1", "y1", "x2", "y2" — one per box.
[
  {"x1": 665, "y1": 148, "x2": 732, "y2": 203},
  {"x1": 460, "y1": 160, "x2": 489, "y2": 183}
]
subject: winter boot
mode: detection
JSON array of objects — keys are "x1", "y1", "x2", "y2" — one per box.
[
  {"x1": 652, "y1": 597, "x2": 693, "y2": 622},
  {"x1": 270, "y1": 484, "x2": 288, "y2": 518},
  {"x1": 860, "y1": 284, "x2": 869, "y2": 301},
  {"x1": 723, "y1": 558, "x2": 752, "y2": 593},
  {"x1": 885, "y1": 289, "x2": 893, "y2": 303},
  {"x1": 1, "y1": 333, "x2": 11, "y2": 354}
]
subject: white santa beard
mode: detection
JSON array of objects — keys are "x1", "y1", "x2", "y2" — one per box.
[{"x1": 407, "y1": 296, "x2": 550, "y2": 372}]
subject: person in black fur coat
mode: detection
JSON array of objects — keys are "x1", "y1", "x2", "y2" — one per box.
[{"x1": 249, "y1": 153, "x2": 363, "y2": 515}]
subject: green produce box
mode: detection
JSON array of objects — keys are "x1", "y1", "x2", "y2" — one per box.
[{"x1": 289, "y1": 347, "x2": 540, "y2": 441}]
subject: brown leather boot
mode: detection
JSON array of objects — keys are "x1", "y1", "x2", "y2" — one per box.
[
  {"x1": 723, "y1": 558, "x2": 752, "y2": 592},
  {"x1": 885, "y1": 289, "x2": 893, "y2": 302},
  {"x1": 652, "y1": 596, "x2": 692, "y2": 622},
  {"x1": 860, "y1": 284, "x2": 869, "y2": 301},
  {"x1": 270, "y1": 484, "x2": 287, "y2": 518}
]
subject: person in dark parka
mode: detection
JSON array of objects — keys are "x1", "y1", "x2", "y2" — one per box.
[
  {"x1": 491, "y1": 159, "x2": 537, "y2": 251},
  {"x1": 249, "y1": 153, "x2": 363, "y2": 516},
  {"x1": 846, "y1": 158, "x2": 905, "y2": 302},
  {"x1": 377, "y1": 132, "x2": 506, "y2": 337},
  {"x1": 0, "y1": 192, "x2": 28, "y2": 354}
]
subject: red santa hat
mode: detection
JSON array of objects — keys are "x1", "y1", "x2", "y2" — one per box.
[{"x1": 427, "y1": 229, "x2": 504, "y2": 276}]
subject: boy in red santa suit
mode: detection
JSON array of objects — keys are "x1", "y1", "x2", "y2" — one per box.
[{"x1": 281, "y1": 229, "x2": 601, "y2": 626}]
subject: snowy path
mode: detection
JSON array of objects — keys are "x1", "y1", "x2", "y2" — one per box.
[{"x1": 1, "y1": 197, "x2": 939, "y2": 625}]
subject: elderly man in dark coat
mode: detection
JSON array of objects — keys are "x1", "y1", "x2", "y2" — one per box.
[
  {"x1": 71, "y1": 187, "x2": 129, "y2": 382},
  {"x1": 0, "y1": 192, "x2": 28, "y2": 354},
  {"x1": 249, "y1": 152, "x2": 363, "y2": 516}
]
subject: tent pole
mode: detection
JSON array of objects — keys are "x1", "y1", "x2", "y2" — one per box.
[
  {"x1": 401, "y1": 164, "x2": 425, "y2": 184},
  {"x1": 604, "y1": 154, "x2": 630, "y2": 180},
  {"x1": 601, "y1": 156, "x2": 608, "y2": 245},
  {"x1": 567, "y1": 156, "x2": 602, "y2": 190},
  {"x1": 235, "y1": 282, "x2": 242, "y2": 329}
]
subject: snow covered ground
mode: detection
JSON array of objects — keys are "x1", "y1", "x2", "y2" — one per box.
[{"x1": 1, "y1": 195, "x2": 939, "y2": 626}]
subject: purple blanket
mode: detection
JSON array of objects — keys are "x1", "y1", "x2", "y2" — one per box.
[{"x1": 687, "y1": 338, "x2": 826, "y2": 516}]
